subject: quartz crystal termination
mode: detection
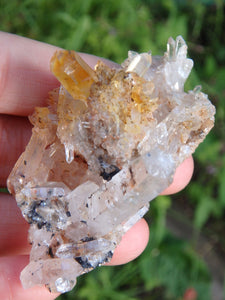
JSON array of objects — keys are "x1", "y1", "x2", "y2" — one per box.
[{"x1": 7, "y1": 36, "x2": 215, "y2": 293}]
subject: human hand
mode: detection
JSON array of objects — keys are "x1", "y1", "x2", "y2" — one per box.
[{"x1": 0, "y1": 31, "x2": 194, "y2": 300}]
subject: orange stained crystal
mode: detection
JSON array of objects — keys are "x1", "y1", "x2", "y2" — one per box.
[{"x1": 50, "y1": 50, "x2": 98, "y2": 103}]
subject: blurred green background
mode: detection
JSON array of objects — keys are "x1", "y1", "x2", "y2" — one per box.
[{"x1": 0, "y1": 0, "x2": 225, "y2": 299}]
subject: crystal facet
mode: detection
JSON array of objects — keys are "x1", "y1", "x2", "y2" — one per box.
[{"x1": 7, "y1": 36, "x2": 215, "y2": 293}]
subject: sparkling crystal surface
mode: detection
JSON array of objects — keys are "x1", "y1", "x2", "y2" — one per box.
[{"x1": 7, "y1": 36, "x2": 215, "y2": 293}]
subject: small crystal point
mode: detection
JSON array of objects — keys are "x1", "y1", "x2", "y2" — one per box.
[
  {"x1": 126, "y1": 52, "x2": 152, "y2": 77},
  {"x1": 164, "y1": 36, "x2": 194, "y2": 91},
  {"x1": 167, "y1": 35, "x2": 186, "y2": 60},
  {"x1": 7, "y1": 36, "x2": 215, "y2": 293}
]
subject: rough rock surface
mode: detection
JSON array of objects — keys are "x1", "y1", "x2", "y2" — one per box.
[{"x1": 7, "y1": 36, "x2": 215, "y2": 293}]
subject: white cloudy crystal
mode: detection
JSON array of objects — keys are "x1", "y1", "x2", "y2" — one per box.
[{"x1": 7, "y1": 36, "x2": 215, "y2": 293}]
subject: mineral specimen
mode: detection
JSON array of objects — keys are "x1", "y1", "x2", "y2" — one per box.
[{"x1": 7, "y1": 36, "x2": 215, "y2": 293}]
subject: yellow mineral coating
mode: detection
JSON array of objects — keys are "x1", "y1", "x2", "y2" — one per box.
[
  {"x1": 89, "y1": 67, "x2": 157, "y2": 131},
  {"x1": 57, "y1": 88, "x2": 87, "y2": 123},
  {"x1": 130, "y1": 74, "x2": 156, "y2": 114},
  {"x1": 50, "y1": 50, "x2": 97, "y2": 103},
  {"x1": 47, "y1": 88, "x2": 60, "y2": 113},
  {"x1": 29, "y1": 107, "x2": 51, "y2": 129},
  {"x1": 51, "y1": 51, "x2": 158, "y2": 136}
]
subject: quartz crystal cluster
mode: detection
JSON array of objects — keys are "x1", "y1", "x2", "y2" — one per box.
[{"x1": 7, "y1": 36, "x2": 215, "y2": 293}]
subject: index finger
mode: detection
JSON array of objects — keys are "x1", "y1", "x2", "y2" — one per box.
[
  {"x1": 0, "y1": 32, "x2": 116, "y2": 116},
  {"x1": 0, "y1": 32, "x2": 58, "y2": 115}
]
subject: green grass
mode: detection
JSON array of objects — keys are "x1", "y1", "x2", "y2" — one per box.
[{"x1": 1, "y1": 0, "x2": 225, "y2": 299}]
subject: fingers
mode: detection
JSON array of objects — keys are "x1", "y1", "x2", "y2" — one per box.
[
  {"x1": 107, "y1": 158, "x2": 194, "y2": 263},
  {"x1": 0, "y1": 220, "x2": 147, "y2": 300},
  {"x1": 107, "y1": 218, "x2": 149, "y2": 266},
  {"x1": 0, "y1": 193, "x2": 149, "y2": 266},
  {"x1": 106, "y1": 156, "x2": 194, "y2": 267},
  {"x1": 0, "y1": 32, "x2": 58, "y2": 116},
  {"x1": 0, "y1": 255, "x2": 59, "y2": 300},
  {"x1": 160, "y1": 156, "x2": 194, "y2": 195},
  {"x1": 0, "y1": 32, "x2": 117, "y2": 116},
  {"x1": 0, "y1": 115, "x2": 32, "y2": 187},
  {"x1": 0, "y1": 200, "x2": 147, "y2": 297},
  {"x1": 0, "y1": 156, "x2": 193, "y2": 256}
]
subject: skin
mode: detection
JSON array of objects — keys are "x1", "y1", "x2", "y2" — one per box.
[{"x1": 0, "y1": 31, "x2": 194, "y2": 300}]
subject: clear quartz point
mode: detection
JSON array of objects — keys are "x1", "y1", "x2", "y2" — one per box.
[
  {"x1": 7, "y1": 36, "x2": 215, "y2": 293},
  {"x1": 125, "y1": 52, "x2": 152, "y2": 77}
]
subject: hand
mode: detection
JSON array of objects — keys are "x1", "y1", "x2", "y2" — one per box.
[{"x1": 0, "y1": 31, "x2": 194, "y2": 300}]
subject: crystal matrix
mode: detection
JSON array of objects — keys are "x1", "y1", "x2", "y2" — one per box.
[{"x1": 7, "y1": 36, "x2": 215, "y2": 293}]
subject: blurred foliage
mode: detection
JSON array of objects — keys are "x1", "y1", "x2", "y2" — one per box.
[{"x1": 1, "y1": 0, "x2": 225, "y2": 299}]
